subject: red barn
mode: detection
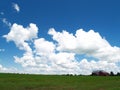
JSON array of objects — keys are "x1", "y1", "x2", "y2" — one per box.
[{"x1": 92, "y1": 70, "x2": 109, "y2": 76}]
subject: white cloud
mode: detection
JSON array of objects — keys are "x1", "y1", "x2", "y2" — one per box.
[
  {"x1": 2, "y1": 18, "x2": 11, "y2": 27},
  {"x1": 78, "y1": 59, "x2": 120, "y2": 75},
  {"x1": 3, "y1": 23, "x2": 120, "y2": 75},
  {"x1": 0, "y1": 64, "x2": 7, "y2": 71},
  {"x1": 0, "y1": 49, "x2": 5, "y2": 52},
  {"x1": 14, "y1": 52, "x2": 36, "y2": 67},
  {"x1": 0, "y1": 12, "x2": 4, "y2": 15},
  {"x1": 3, "y1": 23, "x2": 38, "y2": 52},
  {"x1": 48, "y1": 28, "x2": 77, "y2": 50},
  {"x1": 0, "y1": 64, "x2": 19, "y2": 73},
  {"x1": 49, "y1": 28, "x2": 120, "y2": 63},
  {"x1": 34, "y1": 38, "x2": 55, "y2": 56},
  {"x1": 13, "y1": 3, "x2": 20, "y2": 12}
]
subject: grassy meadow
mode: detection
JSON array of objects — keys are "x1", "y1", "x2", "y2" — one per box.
[{"x1": 0, "y1": 73, "x2": 120, "y2": 90}]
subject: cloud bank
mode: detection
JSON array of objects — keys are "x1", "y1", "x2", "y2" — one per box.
[
  {"x1": 3, "y1": 23, "x2": 120, "y2": 75},
  {"x1": 0, "y1": 64, "x2": 18, "y2": 73}
]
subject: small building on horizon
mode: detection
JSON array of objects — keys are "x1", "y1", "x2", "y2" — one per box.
[{"x1": 91, "y1": 70, "x2": 109, "y2": 76}]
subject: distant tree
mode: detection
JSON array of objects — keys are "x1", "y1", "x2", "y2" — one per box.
[
  {"x1": 110, "y1": 71, "x2": 114, "y2": 76},
  {"x1": 116, "y1": 72, "x2": 120, "y2": 76},
  {"x1": 91, "y1": 72, "x2": 97, "y2": 76},
  {"x1": 66, "y1": 74, "x2": 73, "y2": 76}
]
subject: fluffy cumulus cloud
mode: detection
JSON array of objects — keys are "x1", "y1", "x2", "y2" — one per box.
[
  {"x1": 3, "y1": 23, "x2": 38, "y2": 53},
  {"x1": 34, "y1": 38, "x2": 55, "y2": 56},
  {"x1": 3, "y1": 23, "x2": 120, "y2": 75},
  {"x1": 12, "y1": 3, "x2": 20, "y2": 12},
  {"x1": 48, "y1": 28, "x2": 120, "y2": 63}
]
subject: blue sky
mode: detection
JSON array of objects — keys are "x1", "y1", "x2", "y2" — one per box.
[{"x1": 0, "y1": 0, "x2": 120, "y2": 74}]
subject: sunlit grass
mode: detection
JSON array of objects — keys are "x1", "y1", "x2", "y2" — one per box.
[{"x1": 0, "y1": 73, "x2": 120, "y2": 90}]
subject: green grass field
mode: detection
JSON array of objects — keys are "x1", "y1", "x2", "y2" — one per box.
[{"x1": 0, "y1": 73, "x2": 120, "y2": 90}]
